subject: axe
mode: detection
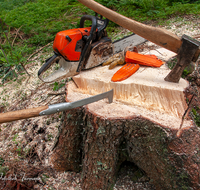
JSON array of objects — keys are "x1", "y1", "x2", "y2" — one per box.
[{"x1": 78, "y1": 0, "x2": 200, "y2": 83}]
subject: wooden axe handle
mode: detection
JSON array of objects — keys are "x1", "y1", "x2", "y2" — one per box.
[
  {"x1": 78, "y1": 0, "x2": 182, "y2": 53},
  {"x1": 0, "y1": 105, "x2": 48, "y2": 124}
]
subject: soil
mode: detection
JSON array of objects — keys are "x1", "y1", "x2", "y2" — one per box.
[{"x1": 0, "y1": 16, "x2": 199, "y2": 190}]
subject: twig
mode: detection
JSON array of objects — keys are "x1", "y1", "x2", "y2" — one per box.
[
  {"x1": 20, "y1": 62, "x2": 30, "y2": 76},
  {"x1": 179, "y1": 94, "x2": 194, "y2": 130},
  {"x1": 3, "y1": 38, "x2": 6, "y2": 45},
  {"x1": 0, "y1": 44, "x2": 14, "y2": 79},
  {"x1": 36, "y1": 150, "x2": 43, "y2": 163},
  {"x1": 25, "y1": 41, "x2": 53, "y2": 65},
  {"x1": 48, "y1": 91, "x2": 65, "y2": 96},
  {"x1": 38, "y1": 91, "x2": 65, "y2": 104},
  {"x1": 18, "y1": 33, "x2": 23, "y2": 40},
  {"x1": 25, "y1": 75, "x2": 32, "y2": 86},
  {"x1": 16, "y1": 38, "x2": 51, "y2": 77},
  {"x1": 44, "y1": 96, "x2": 57, "y2": 105},
  {"x1": 0, "y1": 20, "x2": 28, "y2": 78},
  {"x1": 155, "y1": 49, "x2": 164, "y2": 55},
  {"x1": 71, "y1": 78, "x2": 79, "y2": 88},
  {"x1": 12, "y1": 26, "x2": 23, "y2": 47},
  {"x1": 43, "y1": 91, "x2": 65, "y2": 105}
]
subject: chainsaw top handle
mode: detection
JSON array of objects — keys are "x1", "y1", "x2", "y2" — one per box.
[
  {"x1": 76, "y1": 15, "x2": 98, "y2": 72},
  {"x1": 79, "y1": 15, "x2": 97, "y2": 42},
  {"x1": 80, "y1": 14, "x2": 109, "y2": 40},
  {"x1": 77, "y1": 14, "x2": 109, "y2": 72}
]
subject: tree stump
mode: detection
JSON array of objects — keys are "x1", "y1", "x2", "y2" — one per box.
[{"x1": 51, "y1": 65, "x2": 200, "y2": 190}]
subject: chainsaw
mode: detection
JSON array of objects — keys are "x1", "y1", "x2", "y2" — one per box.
[{"x1": 38, "y1": 13, "x2": 146, "y2": 83}]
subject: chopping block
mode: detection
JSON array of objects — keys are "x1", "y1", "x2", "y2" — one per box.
[{"x1": 50, "y1": 63, "x2": 200, "y2": 190}]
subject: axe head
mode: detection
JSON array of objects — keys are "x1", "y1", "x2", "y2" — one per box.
[{"x1": 165, "y1": 34, "x2": 200, "y2": 83}]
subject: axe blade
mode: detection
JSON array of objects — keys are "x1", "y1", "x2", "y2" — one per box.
[{"x1": 165, "y1": 34, "x2": 200, "y2": 83}]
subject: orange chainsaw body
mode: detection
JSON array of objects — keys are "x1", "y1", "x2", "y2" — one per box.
[
  {"x1": 38, "y1": 15, "x2": 111, "y2": 82},
  {"x1": 53, "y1": 27, "x2": 92, "y2": 61}
]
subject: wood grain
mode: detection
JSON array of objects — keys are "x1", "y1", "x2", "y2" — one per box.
[
  {"x1": 78, "y1": 0, "x2": 182, "y2": 53},
  {"x1": 0, "y1": 105, "x2": 48, "y2": 124}
]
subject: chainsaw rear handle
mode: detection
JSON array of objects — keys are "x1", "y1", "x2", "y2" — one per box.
[{"x1": 38, "y1": 52, "x2": 59, "y2": 81}]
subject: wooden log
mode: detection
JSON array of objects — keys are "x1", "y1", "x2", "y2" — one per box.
[{"x1": 50, "y1": 65, "x2": 200, "y2": 190}]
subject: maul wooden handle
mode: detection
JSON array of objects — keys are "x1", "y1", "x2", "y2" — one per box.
[
  {"x1": 78, "y1": 0, "x2": 182, "y2": 53},
  {"x1": 0, "y1": 105, "x2": 48, "y2": 124}
]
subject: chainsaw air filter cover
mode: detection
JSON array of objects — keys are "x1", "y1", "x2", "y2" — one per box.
[{"x1": 52, "y1": 27, "x2": 92, "y2": 61}]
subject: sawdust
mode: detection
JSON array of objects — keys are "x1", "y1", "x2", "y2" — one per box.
[{"x1": 0, "y1": 16, "x2": 199, "y2": 190}]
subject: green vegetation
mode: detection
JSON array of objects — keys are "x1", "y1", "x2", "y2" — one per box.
[
  {"x1": 192, "y1": 107, "x2": 200, "y2": 127},
  {"x1": 0, "y1": 157, "x2": 4, "y2": 166},
  {"x1": 41, "y1": 173, "x2": 50, "y2": 183},
  {"x1": 53, "y1": 81, "x2": 65, "y2": 91},
  {"x1": 0, "y1": 0, "x2": 200, "y2": 83},
  {"x1": 0, "y1": 165, "x2": 8, "y2": 176}
]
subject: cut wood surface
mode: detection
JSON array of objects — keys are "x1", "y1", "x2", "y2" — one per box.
[
  {"x1": 66, "y1": 81, "x2": 191, "y2": 129},
  {"x1": 51, "y1": 81, "x2": 199, "y2": 190},
  {"x1": 72, "y1": 64, "x2": 189, "y2": 118}
]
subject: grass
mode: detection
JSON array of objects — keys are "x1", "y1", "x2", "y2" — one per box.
[
  {"x1": 0, "y1": 0, "x2": 93, "y2": 46},
  {"x1": 192, "y1": 107, "x2": 200, "y2": 127},
  {"x1": 1, "y1": 0, "x2": 200, "y2": 45},
  {"x1": 0, "y1": 0, "x2": 200, "y2": 83}
]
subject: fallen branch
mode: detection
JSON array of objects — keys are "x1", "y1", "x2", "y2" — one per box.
[
  {"x1": 38, "y1": 91, "x2": 65, "y2": 105},
  {"x1": 22, "y1": 41, "x2": 53, "y2": 76},
  {"x1": 25, "y1": 41, "x2": 53, "y2": 65},
  {"x1": 179, "y1": 94, "x2": 194, "y2": 130},
  {"x1": 48, "y1": 91, "x2": 65, "y2": 96},
  {"x1": 12, "y1": 26, "x2": 23, "y2": 47},
  {"x1": 20, "y1": 62, "x2": 31, "y2": 77}
]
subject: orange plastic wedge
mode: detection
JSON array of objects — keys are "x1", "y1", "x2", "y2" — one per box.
[
  {"x1": 125, "y1": 51, "x2": 164, "y2": 67},
  {"x1": 111, "y1": 63, "x2": 140, "y2": 82}
]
